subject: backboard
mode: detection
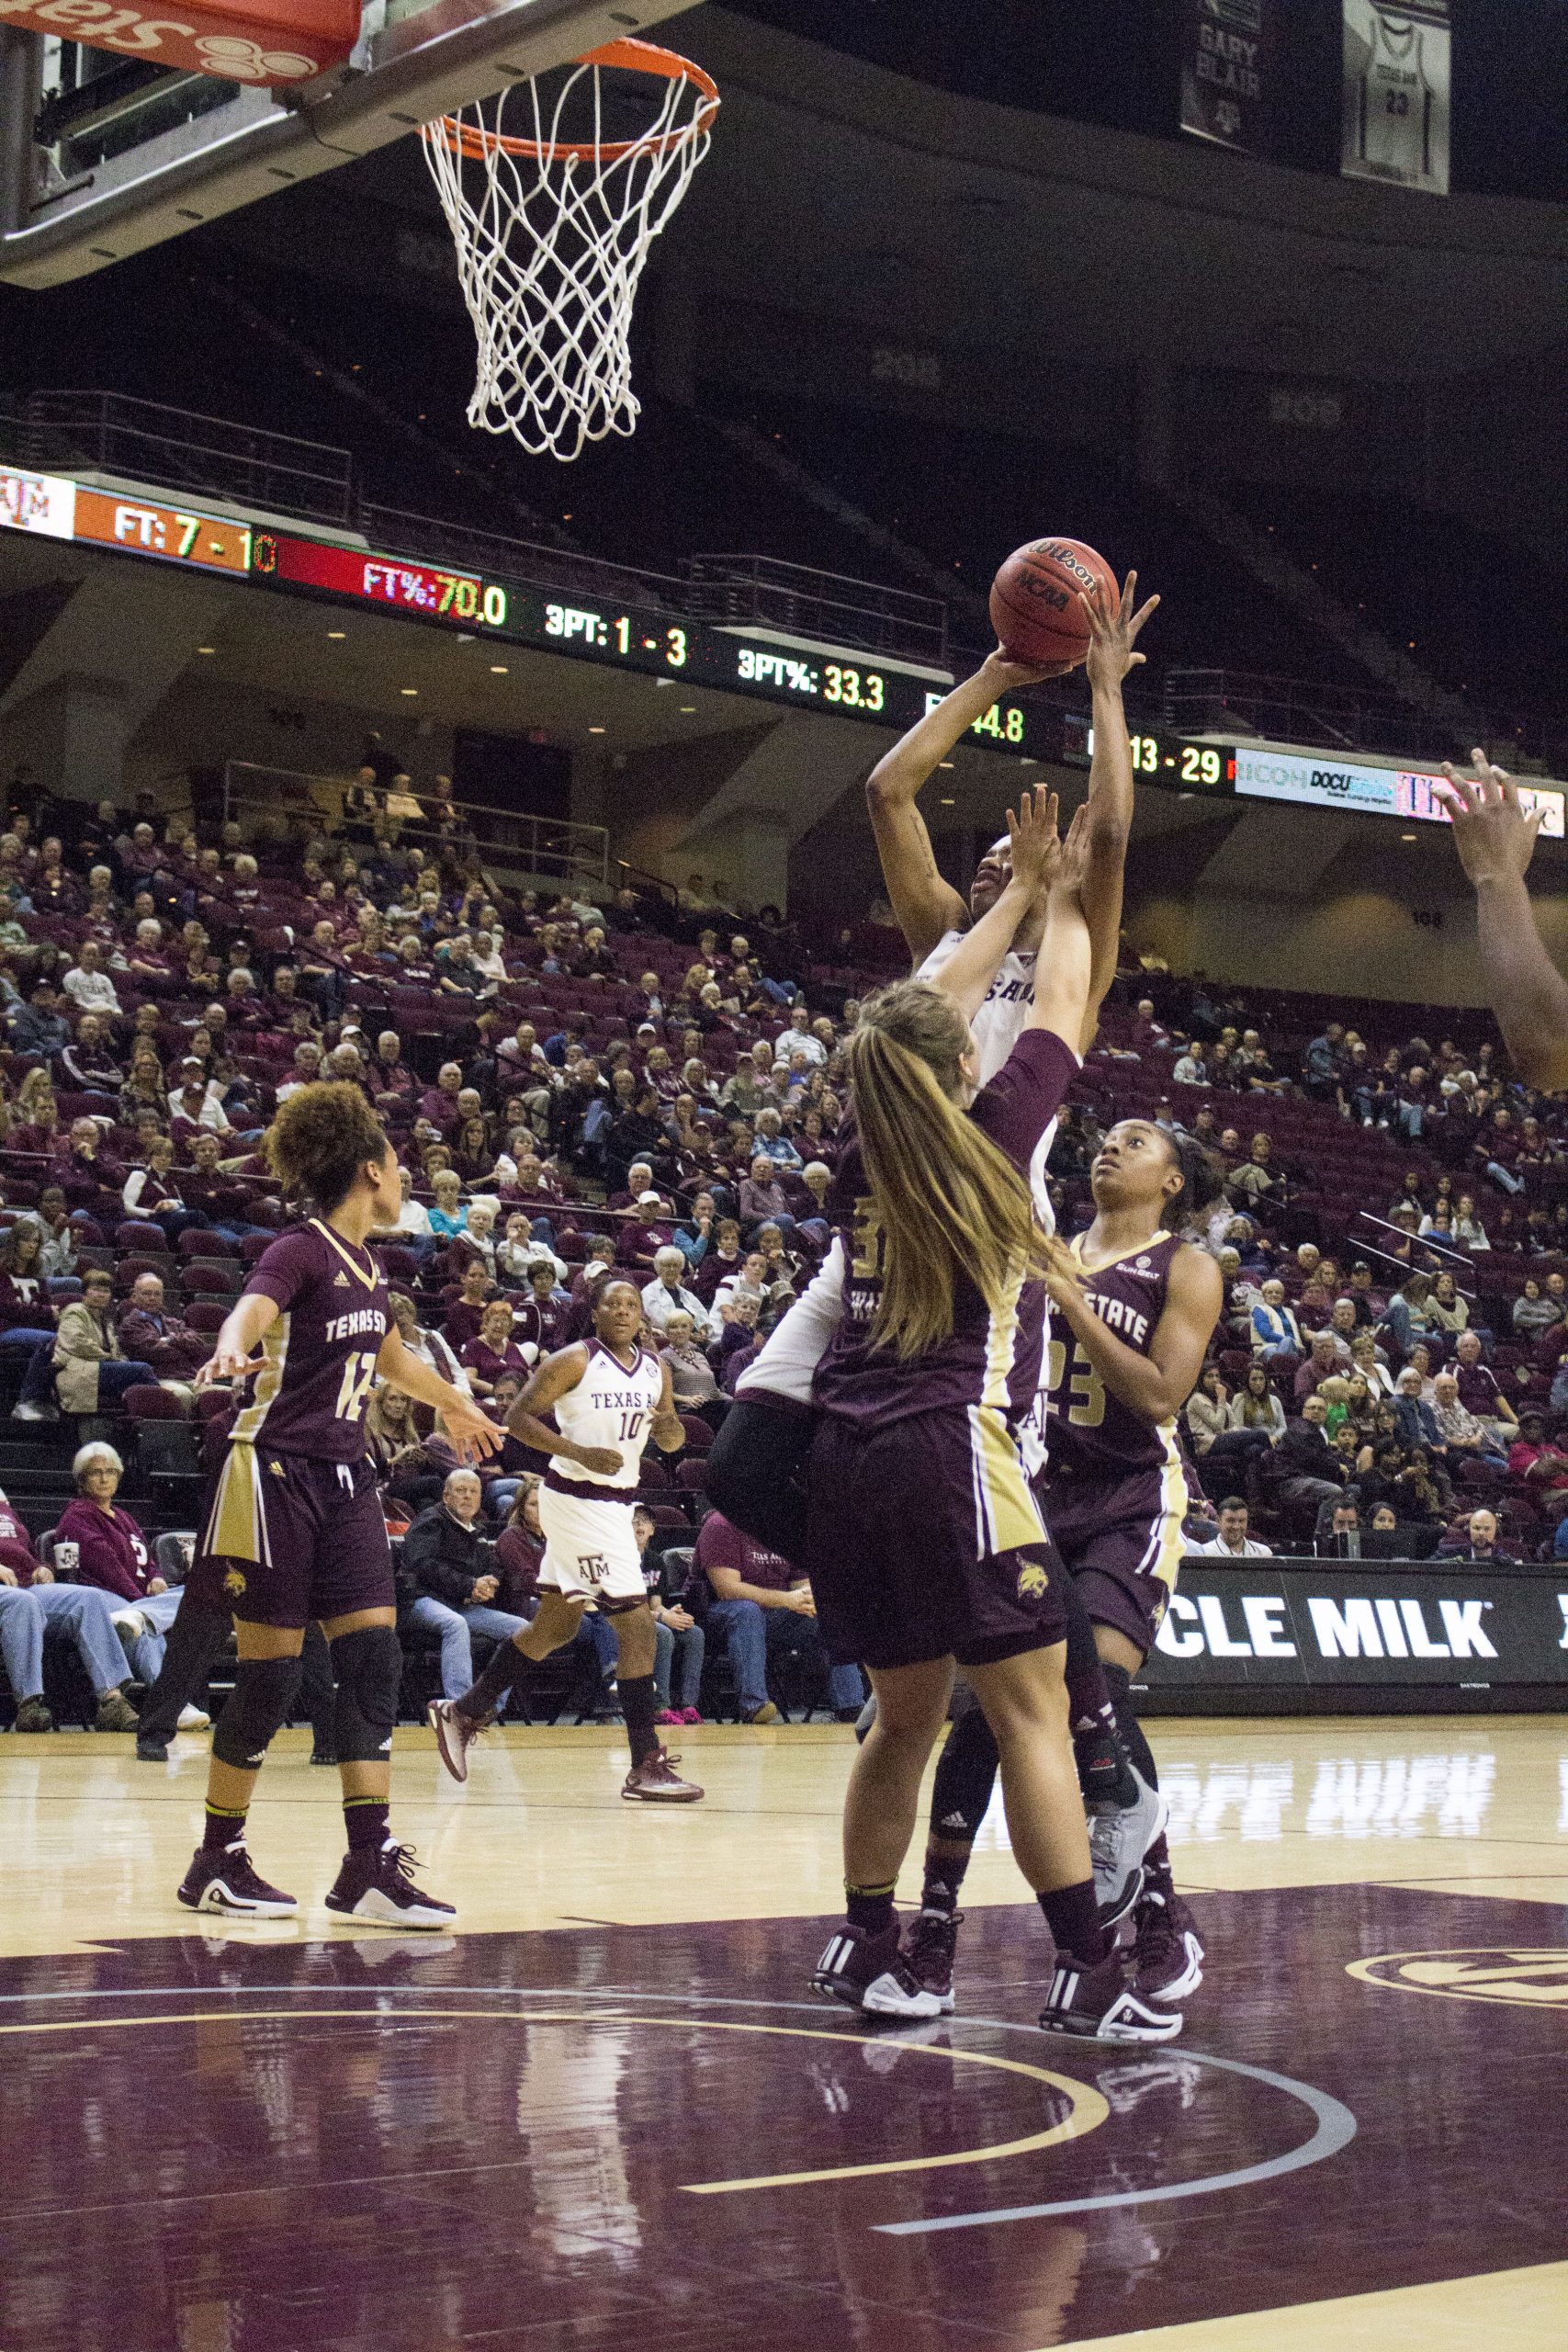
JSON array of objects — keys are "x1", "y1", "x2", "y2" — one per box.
[{"x1": 0, "y1": 0, "x2": 701, "y2": 286}]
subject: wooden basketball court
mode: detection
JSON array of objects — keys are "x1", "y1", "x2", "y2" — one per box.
[{"x1": 2, "y1": 1713, "x2": 1564, "y2": 2349}]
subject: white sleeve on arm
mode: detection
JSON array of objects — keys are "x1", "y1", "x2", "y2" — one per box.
[{"x1": 736, "y1": 1238, "x2": 846, "y2": 1407}]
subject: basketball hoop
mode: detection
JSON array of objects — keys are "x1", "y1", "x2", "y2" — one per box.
[{"x1": 422, "y1": 38, "x2": 718, "y2": 463}]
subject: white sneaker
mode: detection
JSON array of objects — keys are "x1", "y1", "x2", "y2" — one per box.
[
  {"x1": 177, "y1": 1703, "x2": 211, "y2": 1731},
  {"x1": 12, "y1": 1401, "x2": 57, "y2": 1422}
]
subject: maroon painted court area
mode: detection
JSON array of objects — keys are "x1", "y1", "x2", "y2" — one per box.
[{"x1": 1, "y1": 1890, "x2": 1564, "y2": 2351}]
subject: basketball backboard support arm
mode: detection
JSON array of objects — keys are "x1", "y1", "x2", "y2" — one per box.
[{"x1": 0, "y1": 0, "x2": 702, "y2": 288}]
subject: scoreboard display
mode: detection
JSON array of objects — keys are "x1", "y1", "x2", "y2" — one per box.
[{"x1": 2, "y1": 460, "x2": 1562, "y2": 840}]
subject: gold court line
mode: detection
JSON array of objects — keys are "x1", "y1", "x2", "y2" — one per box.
[{"x1": 0, "y1": 2003, "x2": 1107, "y2": 2195}]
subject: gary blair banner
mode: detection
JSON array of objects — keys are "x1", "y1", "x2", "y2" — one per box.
[
  {"x1": 1180, "y1": 0, "x2": 1274, "y2": 155},
  {"x1": 1142, "y1": 1560, "x2": 1568, "y2": 1691}
]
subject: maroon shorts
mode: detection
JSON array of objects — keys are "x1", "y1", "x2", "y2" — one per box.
[
  {"x1": 1040, "y1": 1466, "x2": 1186, "y2": 1657},
  {"x1": 194, "y1": 1446, "x2": 394, "y2": 1629},
  {"x1": 805, "y1": 1408, "x2": 1067, "y2": 1671}
]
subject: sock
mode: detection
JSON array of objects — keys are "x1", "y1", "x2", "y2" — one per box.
[
  {"x1": 457, "y1": 1634, "x2": 526, "y2": 1724},
  {"x1": 344, "y1": 1798, "x2": 389, "y2": 1853},
  {"x1": 1102, "y1": 1661, "x2": 1158, "y2": 1787},
  {"x1": 1142, "y1": 1831, "x2": 1175, "y2": 1902},
  {"x1": 202, "y1": 1803, "x2": 247, "y2": 1851},
  {"x1": 919, "y1": 1846, "x2": 972, "y2": 1917},
  {"x1": 1063, "y1": 1577, "x2": 1137, "y2": 1806},
  {"x1": 619, "y1": 1672, "x2": 660, "y2": 1768},
  {"x1": 845, "y1": 1881, "x2": 897, "y2": 1937},
  {"x1": 1039, "y1": 1879, "x2": 1107, "y2": 1973}
]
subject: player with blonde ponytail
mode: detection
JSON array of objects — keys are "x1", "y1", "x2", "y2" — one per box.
[{"x1": 804, "y1": 789, "x2": 1178, "y2": 2041}]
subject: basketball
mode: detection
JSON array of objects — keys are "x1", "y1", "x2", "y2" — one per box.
[{"x1": 988, "y1": 536, "x2": 1120, "y2": 668}]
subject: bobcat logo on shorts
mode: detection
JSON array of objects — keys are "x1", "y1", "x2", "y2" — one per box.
[
  {"x1": 1016, "y1": 1561, "x2": 1051, "y2": 1600},
  {"x1": 224, "y1": 1567, "x2": 247, "y2": 1599},
  {"x1": 578, "y1": 1555, "x2": 610, "y2": 1585}
]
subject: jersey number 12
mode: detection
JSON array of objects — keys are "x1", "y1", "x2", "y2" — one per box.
[{"x1": 333, "y1": 1350, "x2": 379, "y2": 1424}]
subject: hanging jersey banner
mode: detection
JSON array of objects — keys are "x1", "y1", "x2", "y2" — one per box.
[
  {"x1": 1179, "y1": 0, "x2": 1273, "y2": 157},
  {"x1": 0, "y1": 0, "x2": 362, "y2": 86},
  {"x1": 1342, "y1": 0, "x2": 1450, "y2": 195}
]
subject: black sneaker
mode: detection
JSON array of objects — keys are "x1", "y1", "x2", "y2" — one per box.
[
  {"x1": 135, "y1": 1735, "x2": 170, "y2": 1763},
  {"x1": 323, "y1": 1838, "x2": 456, "y2": 1929},
  {"x1": 177, "y1": 1840, "x2": 298, "y2": 1917},
  {"x1": 812, "y1": 1922, "x2": 945, "y2": 2019},
  {"x1": 902, "y1": 1907, "x2": 962, "y2": 2014},
  {"x1": 1038, "y1": 1950, "x2": 1182, "y2": 2043},
  {"x1": 15, "y1": 1696, "x2": 53, "y2": 1734}
]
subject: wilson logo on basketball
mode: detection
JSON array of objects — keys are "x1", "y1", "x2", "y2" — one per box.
[{"x1": 1032, "y1": 541, "x2": 1099, "y2": 590}]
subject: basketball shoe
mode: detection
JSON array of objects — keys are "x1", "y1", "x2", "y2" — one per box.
[
  {"x1": 324, "y1": 1838, "x2": 456, "y2": 1928},
  {"x1": 1038, "y1": 1951, "x2": 1183, "y2": 2043},
  {"x1": 1088, "y1": 1768, "x2": 1168, "y2": 1929},
  {"x1": 901, "y1": 1907, "x2": 962, "y2": 2014},
  {"x1": 813, "y1": 1923, "x2": 945, "y2": 2019},
  {"x1": 177, "y1": 1840, "x2": 297, "y2": 1917},
  {"x1": 622, "y1": 1747, "x2": 703, "y2": 1802},
  {"x1": 428, "y1": 1697, "x2": 487, "y2": 1784},
  {"x1": 1130, "y1": 1886, "x2": 1205, "y2": 2003}
]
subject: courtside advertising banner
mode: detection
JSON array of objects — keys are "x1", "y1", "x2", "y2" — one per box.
[
  {"x1": 1179, "y1": 0, "x2": 1273, "y2": 155},
  {"x1": 1342, "y1": 0, "x2": 1450, "y2": 195},
  {"x1": 1144, "y1": 1560, "x2": 1568, "y2": 1690}
]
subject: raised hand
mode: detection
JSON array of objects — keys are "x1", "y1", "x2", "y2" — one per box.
[
  {"x1": 1435, "y1": 750, "x2": 1546, "y2": 888},
  {"x1": 1051, "y1": 802, "x2": 1094, "y2": 900},
  {"x1": 980, "y1": 644, "x2": 1077, "y2": 692},
  {"x1": 1081, "y1": 570, "x2": 1160, "y2": 694},
  {"x1": 194, "y1": 1345, "x2": 262, "y2": 1388},
  {"x1": 1004, "y1": 786, "x2": 1062, "y2": 902}
]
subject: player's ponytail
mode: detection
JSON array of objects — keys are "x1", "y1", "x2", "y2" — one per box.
[
  {"x1": 265, "y1": 1081, "x2": 390, "y2": 1214},
  {"x1": 1158, "y1": 1132, "x2": 1224, "y2": 1232},
  {"x1": 845, "y1": 981, "x2": 1061, "y2": 1360}
]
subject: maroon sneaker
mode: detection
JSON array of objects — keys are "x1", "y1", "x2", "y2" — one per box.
[
  {"x1": 1131, "y1": 1887, "x2": 1205, "y2": 2003},
  {"x1": 1038, "y1": 1949, "x2": 1183, "y2": 2042},
  {"x1": 902, "y1": 1906, "x2": 962, "y2": 2014},
  {"x1": 177, "y1": 1840, "x2": 297, "y2": 1918},
  {"x1": 428, "y1": 1698, "x2": 487, "y2": 1785},
  {"x1": 324, "y1": 1838, "x2": 456, "y2": 1928},
  {"x1": 622, "y1": 1746, "x2": 703, "y2": 1803},
  {"x1": 813, "y1": 1922, "x2": 944, "y2": 2019}
]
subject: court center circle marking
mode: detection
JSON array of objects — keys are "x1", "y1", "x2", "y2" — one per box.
[
  {"x1": 0, "y1": 1981, "x2": 1355, "y2": 2226},
  {"x1": 1348, "y1": 1948, "x2": 1568, "y2": 2007}
]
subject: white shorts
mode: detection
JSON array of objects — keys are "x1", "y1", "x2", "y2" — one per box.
[{"x1": 536, "y1": 1486, "x2": 646, "y2": 1608}]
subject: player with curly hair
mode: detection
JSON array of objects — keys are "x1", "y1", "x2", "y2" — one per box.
[{"x1": 176, "y1": 1082, "x2": 500, "y2": 1928}]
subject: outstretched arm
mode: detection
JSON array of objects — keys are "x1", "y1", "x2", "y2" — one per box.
[
  {"x1": 1077, "y1": 572, "x2": 1159, "y2": 1052},
  {"x1": 1435, "y1": 752, "x2": 1568, "y2": 1091},
  {"x1": 1028, "y1": 806, "x2": 1094, "y2": 1050},
  {"x1": 865, "y1": 650, "x2": 1058, "y2": 967}
]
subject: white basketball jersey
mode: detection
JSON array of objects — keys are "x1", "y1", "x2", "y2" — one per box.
[
  {"x1": 555, "y1": 1341, "x2": 664, "y2": 1490},
  {"x1": 915, "y1": 928, "x2": 1059, "y2": 1226},
  {"x1": 1357, "y1": 15, "x2": 1434, "y2": 185}
]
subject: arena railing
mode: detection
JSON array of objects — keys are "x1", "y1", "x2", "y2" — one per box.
[
  {"x1": 220, "y1": 761, "x2": 611, "y2": 892},
  {"x1": 1163, "y1": 667, "x2": 1568, "y2": 771},
  {"x1": 683, "y1": 554, "x2": 948, "y2": 669},
  {"x1": 13, "y1": 391, "x2": 357, "y2": 530}
]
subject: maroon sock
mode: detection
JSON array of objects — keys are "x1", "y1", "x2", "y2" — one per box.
[
  {"x1": 1039, "y1": 1879, "x2": 1108, "y2": 1972},
  {"x1": 203, "y1": 1804, "x2": 247, "y2": 1852},
  {"x1": 846, "y1": 1882, "x2": 897, "y2": 1936},
  {"x1": 344, "y1": 1799, "x2": 389, "y2": 1853}
]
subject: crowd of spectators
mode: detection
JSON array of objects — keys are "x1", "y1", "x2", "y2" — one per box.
[{"x1": 2, "y1": 769, "x2": 1566, "y2": 1731}]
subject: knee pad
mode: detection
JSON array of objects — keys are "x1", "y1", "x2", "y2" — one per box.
[
  {"x1": 1101, "y1": 1660, "x2": 1158, "y2": 1787},
  {"x1": 930, "y1": 1700, "x2": 1001, "y2": 1842},
  {"x1": 330, "y1": 1624, "x2": 402, "y2": 1762},
  {"x1": 212, "y1": 1654, "x2": 303, "y2": 1770}
]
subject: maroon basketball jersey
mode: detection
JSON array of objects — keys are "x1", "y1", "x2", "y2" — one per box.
[
  {"x1": 230, "y1": 1218, "x2": 389, "y2": 1463},
  {"x1": 815, "y1": 1028, "x2": 1077, "y2": 1427},
  {"x1": 1041, "y1": 1230, "x2": 1182, "y2": 1482}
]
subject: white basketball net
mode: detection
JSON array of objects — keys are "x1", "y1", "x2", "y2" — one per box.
[{"x1": 422, "y1": 41, "x2": 717, "y2": 463}]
